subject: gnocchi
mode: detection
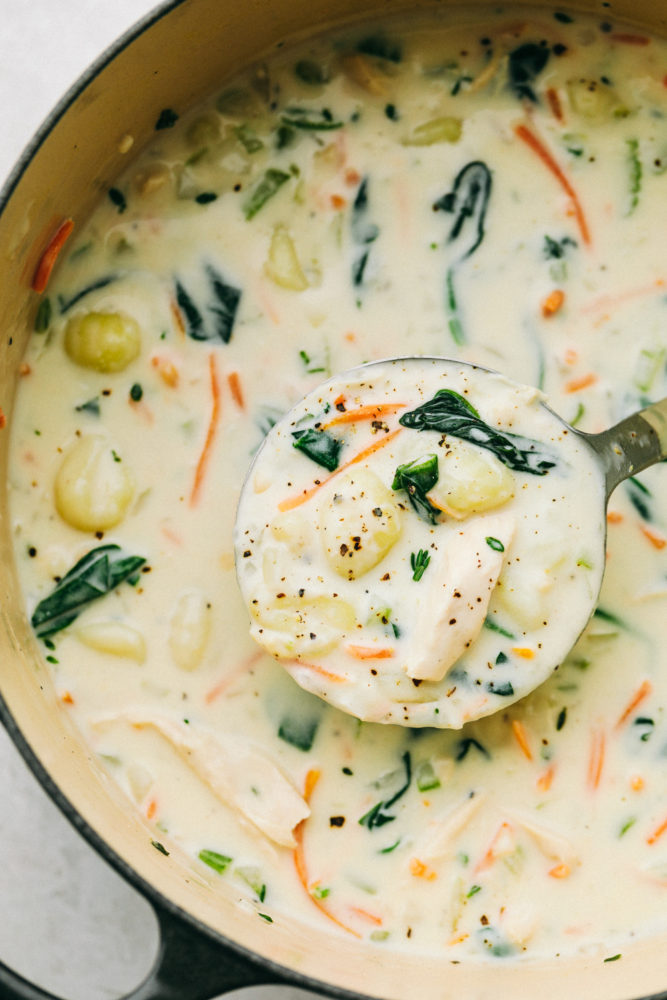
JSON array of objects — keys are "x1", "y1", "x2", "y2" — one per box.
[
  {"x1": 54, "y1": 434, "x2": 135, "y2": 532},
  {"x1": 64, "y1": 311, "x2": 141, "y2": 373}
]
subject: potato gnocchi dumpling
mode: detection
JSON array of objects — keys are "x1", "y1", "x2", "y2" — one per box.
[
  {"x1": 235, "y1": 358, "x2": 606, "y2": 727},
  {"x1": 64, "y1": 310, "x2": 141, "y2": 372},
  {"x1": 54, "y1": 434, "x2": 135, "y2": 532}
]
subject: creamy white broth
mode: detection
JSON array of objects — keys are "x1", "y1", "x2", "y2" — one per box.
[
  {"x1": 8, "y1": 5, "x2": 667, "y2": 965},
  {"x1": 235, "y1": 358, "x2": 606, "y2": 727}
]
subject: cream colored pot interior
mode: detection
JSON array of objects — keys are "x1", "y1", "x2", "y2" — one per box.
[{"x1": 1, "y1": 0, "x2": 666, "y2": 997}]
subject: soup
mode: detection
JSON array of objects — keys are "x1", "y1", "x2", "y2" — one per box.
[{"x1": 8, "y1": 4, "x2": 667, "y2": 965}]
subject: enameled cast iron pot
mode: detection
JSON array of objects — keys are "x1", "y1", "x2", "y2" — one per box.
[{"x1": 1, "y1": 1, "x2": 667, "y2": 998}]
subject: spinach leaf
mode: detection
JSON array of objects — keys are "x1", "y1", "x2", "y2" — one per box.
[
  {"x1": 399, "y1": 389, "x2": 556, "y2": 476},
  {"x1": 31, "y1": 544, "x2": 146, "y2": 639},
  {"x1": 508, "y1": 43, "x2": 550, "y2": 102},
  {"x1": 175, "y1": 266, "x2": 241, "y2": 344},
  {"x1": 243, "y1": 168, "x2": 291, "y2": 220},
  {"x1": 292, "y1": 428, "x2": 342, "y2": 471},
  {"x1": 456, "y1": 737, "x2": 491, "y2": 762},
  {"x1": 392, "y1": 454, "x2": 440, "y2": 523},
  {"x1": 58, "y1": 275, "x2": 118, "y2": 314},
  {"x1": 359, "y1": 751, "x2": 412, "y2": 830},
  {"x1": 544, "y1": 235, "x2": 577, "y2": 259},
  {"x1": 356, "y1": 34, "x2": 402, "y2": 63},
  {"x1": 626, "y1": 476, "x2": 652, "y2": 521},
  {"x1": 351, "y1": 177, "x2": 380, "y2": 288},
  {"x1": 278, "y1": 714, "x2": 320, "y2": 751}
]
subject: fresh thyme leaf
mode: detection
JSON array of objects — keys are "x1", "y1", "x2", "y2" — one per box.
[
  {"x1": 399, "y1": 389, "x2": 556, "y2": 476},
  {"x1": 392, "y1": 455, "x2": 440, "y2": 523},
  {"x1": 484, "y1": 616, "x2": 516, "y2": 639},
  {"x1": 485, "y1": 536, "x2": 504, "y2": 552},
  {"x1": 359, "y1": 752, "x2": 412, "y2": 830},
  {"x1": 410, "y1": 548, "x2": 431, "y2": 581},
  {"x1": 31, "y1": 544, "x2": 146, "y2": 639},
  {"x1": 292, "y1": 428, "x2": 342, "y2": 471}
]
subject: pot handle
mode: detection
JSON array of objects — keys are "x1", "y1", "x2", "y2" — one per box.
[{"x1": 0, "y1": 902, "x2": 298, "y2": 1000}]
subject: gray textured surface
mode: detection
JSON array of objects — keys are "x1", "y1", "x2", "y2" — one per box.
[{"x1": 0, "y1": 4, "x2": 319, "y2": 998}]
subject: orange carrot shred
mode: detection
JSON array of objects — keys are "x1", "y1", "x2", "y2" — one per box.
[
  {"x1": 546, "y1": 87, "x2": 564, "y2": 122},
  {"x1": 227, "y1": 371, "x2": 245, "y2": 409},
  {"x1": 409, "y1": 858, "x2": 438, "y2": 881},
  {"x1": 631, "y1": 775, "x2": 645, "y2": 792},
  {"x1": 475, "y1": 821, "x2": 513, "y2": 873},
  {"x1": 323, "y1": 402, "x2": 406, "y2": 428},
  {"x1": 330, "y1": 194, "x2": 347, "y2": 209},
  {"x1": 616, "y1": 680, "x2": 652, "y2": 729},
  {"x1": 512, "y1": 646, "x2": 535, "y2": 660},
  {"x1": 32, "y1": 218, "x2": 74, "y2": 293},
  {"x1": 587, "y1": 728, "x2": 606, "y2": 790},
  {"x1": 146, "y1": 798, "x2": 158, "y2": 820},
  {"x1": 349, "y1": 906, "x2": 383, "y2": 925},
  {"x1": 564, "y1": 373, "x2": 598, "y2": 394},
  {"x1": 511, "y1": 719, "x2": 533, "y2": 760},
  {"x1": 647, "y1": 815, "x2": 667, "y2": 846},
  {"x1": 151, "y1": 355, "x2": 179, "y2": 388},
  {"x1": 293, "y1": 770, "x2": 361, "y2": 938},
  {"x1": 346, "y1": 645, "x2": 395, "y2": 660},
  {"x1": 60, "y1": 691, "x2": 74, "y2": 705},
  {"x1": 541, "y1": 289, "x2": 565, "y2": 317},
  {"x1": 537, "y1": 764, "x2": 556, "y2": 792},
  {"x1": 288, "y1": 659, "x2": 350, "y2": 684},
  {"x1": 607, "y1": 511, "x2": 623, "y2": 524},
  {"x1": 190, "y1": 353, "x2": 221, "y2": 506},
  {"x1": 640, "y1": 525, "x2": 667, "y2": 550},
  {"x1": 514, "y1": 124, "x2": 591, "y2": 245},
  {"x1": 0, "y1": 408, "x2": 6, "y2": 430},
  {"x1": 278, "y1": 427, "x2": 403, "y2": 512},
  {"x1": 549, "y1": 863, "x2": 571, "y2": 879},
  {"x1": 170, "y1": 299, "x2": 186, "y2": 337}
]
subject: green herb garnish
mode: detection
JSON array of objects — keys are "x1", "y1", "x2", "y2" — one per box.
[
  {"x1": 199, "y1": 849, "x2": 232, "y2": 873},
  {"x1": 243, "y1": 168, "x2": 291, "y2": 219},
  {"x1": 75, "y1": 397, "x2": 101, "y2": 416},
  {"x1": 415, "y1": 760, "x2": 441, "y2": 792},
  {"x1": 235, "y1": 123, "x2": 264, "y2": 153},
  {"x1": 410, "y1": 549, "x2": 431, "y2": 582},
  {"x1": 31, "y1": 544, "x2": 146, "y2": 639},
  {"x1": 34, "y1": 298, "x2": 52, "y2": 332},
  {"x1": 175, "y1": 265, "x2": 241, "y2": 344},
  {"x1": 399, "y1": 389, "x2": 556, "y2": 476},
  {"x1": 484, "y1": 616, "x2": 516, "y2": 640},
  {"x1": 292, "y1": 428, "x2": 342, "y2": 471},
  {"x1": 281, "y1": 108, "x2": 343, "y2": 131},
  {"x1": 392, "y1": 454, "x2": 439, "y2": 523},
  {"x1": 485, "y1": 536, "x2": 504, "y2": 552},
  {"x1": 626, "y1": 138, "x2": 642, "y2": 214}
]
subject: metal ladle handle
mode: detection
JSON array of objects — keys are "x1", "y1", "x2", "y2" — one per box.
[{"x1": 582, "y1": 397, "x2": 667, "y2": 498}]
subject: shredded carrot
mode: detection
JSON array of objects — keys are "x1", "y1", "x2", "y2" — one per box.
[
  {"x1": 514, "y1": 124, "x2": 591, "y2": 245},
  {"x1": 511, "y1": 719, "x2": 533, "y2": 760},
  {"x1": 616, "y1": 680, "x2": 652, "y2": 729},
  {"x1": 334, "y1": 394, "x2": 346, "y2": 409},
  {"x1": 287, "y1": 659, "x2": 349, "y2": 684},
  {"x1": 60, "y1": 691, "x2": 74, "y2": 705},
  {"x1": 564, "y1": 373, "x2": 598, "y2": 394},
  {"x1": 19, "y1": 363, "x2": 31, "y2": 376},
  {"x1": 549, "y1": 863, "x2": 571, "y2": 879},
  {"x1": 345, "y1": 168, "x2": 362, "y2": 186},
  {"x1": 631, "y1": 775, "x2": 645, "y2": 792},
  {"x1": 278, "y1": 427, "x2": 403, "y2": 512},
  {"x1": 0, "y1": 408, "x2": 6, "y2": 430},
  {"x1": 607, "y1": 510, "x2": 623, "y2": 524},
  {"x1": 512, "y1": 646, "x2": 535, "y2": 660},
  {"x1": 170, "y1": 299, "x2": 186, "y2": 337},
  {"x1": 145, "y1": 798, "x2": 158, "y2": 820},
  {"x1": 227, "y1": 371, "x2": 245, "y2": 409},
  {"x1": 190, "y1": 353, "x2": 221, "y2": 507},
  {"x1": 546, "y1": 87, "x2": 564, "y2": 122},
  {"x1": 537, "y1": 764, "x2": 556, "y2": 792},
  {"x1": 640, "y1": 525, "x2": 667, "y2": 550},
  {"x1": 31, "y1": 218, "x2": 74, "y2": 293},
  {"x1": 151, "y1": 355, "x2": 179, "y2": 388},
  {"x1": 564, "y1": 348, "x2": 578, "y2": 366},
  {"x1": 409, "y1": 858, "x2": 438, "y2": 881},
  {"x1": 349, "y1": 906, "x2": 383, "y2": 925},
  {"x1": 323, "y1": 402, "x2": 406, "y2": 428},
  {"x1": 582, "y1": 278, "x2": 665, "y2": 316},
  {"x1": 204, "y1": 650, "x2": 264, "y2": 704},
  {"x1": 449, "y1": 932, "x2": 470, "y2": 946},
  {"x1": 541, "y1": 289, "x2": 565, "y2": 317},
  {"x1": 331, "y1": 194, "x2": 347, "y2": 210},
  {"x1": 647, "y1": 815, "x2": 667, "y2": 846},
  {"x1": 587, "y1": 728, "x2": 606, "y2": 790},
  {"x1": 611, "y1": 33, "x2": 650, "y2": 45},
  {"x1": 346, "y1": 644, "x2": 395, "y2": 660},
  {"x1": 293, "y1": 770, "x2": 362, "y2": 938},
  {"x1": 475, "y1": 821, "x2": 513, "y2": 873},
  {"x1": 344, "y1": 331, "x2": 357, "y2": 343}
]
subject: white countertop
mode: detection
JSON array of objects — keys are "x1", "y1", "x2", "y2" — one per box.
[{"x1": 0, "y1": 4, "x2": 315, "y2": 999}]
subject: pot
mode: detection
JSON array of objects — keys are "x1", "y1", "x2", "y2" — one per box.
[{"x1": 1, "y1": 1, "x2": 667, "y2": 998}]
